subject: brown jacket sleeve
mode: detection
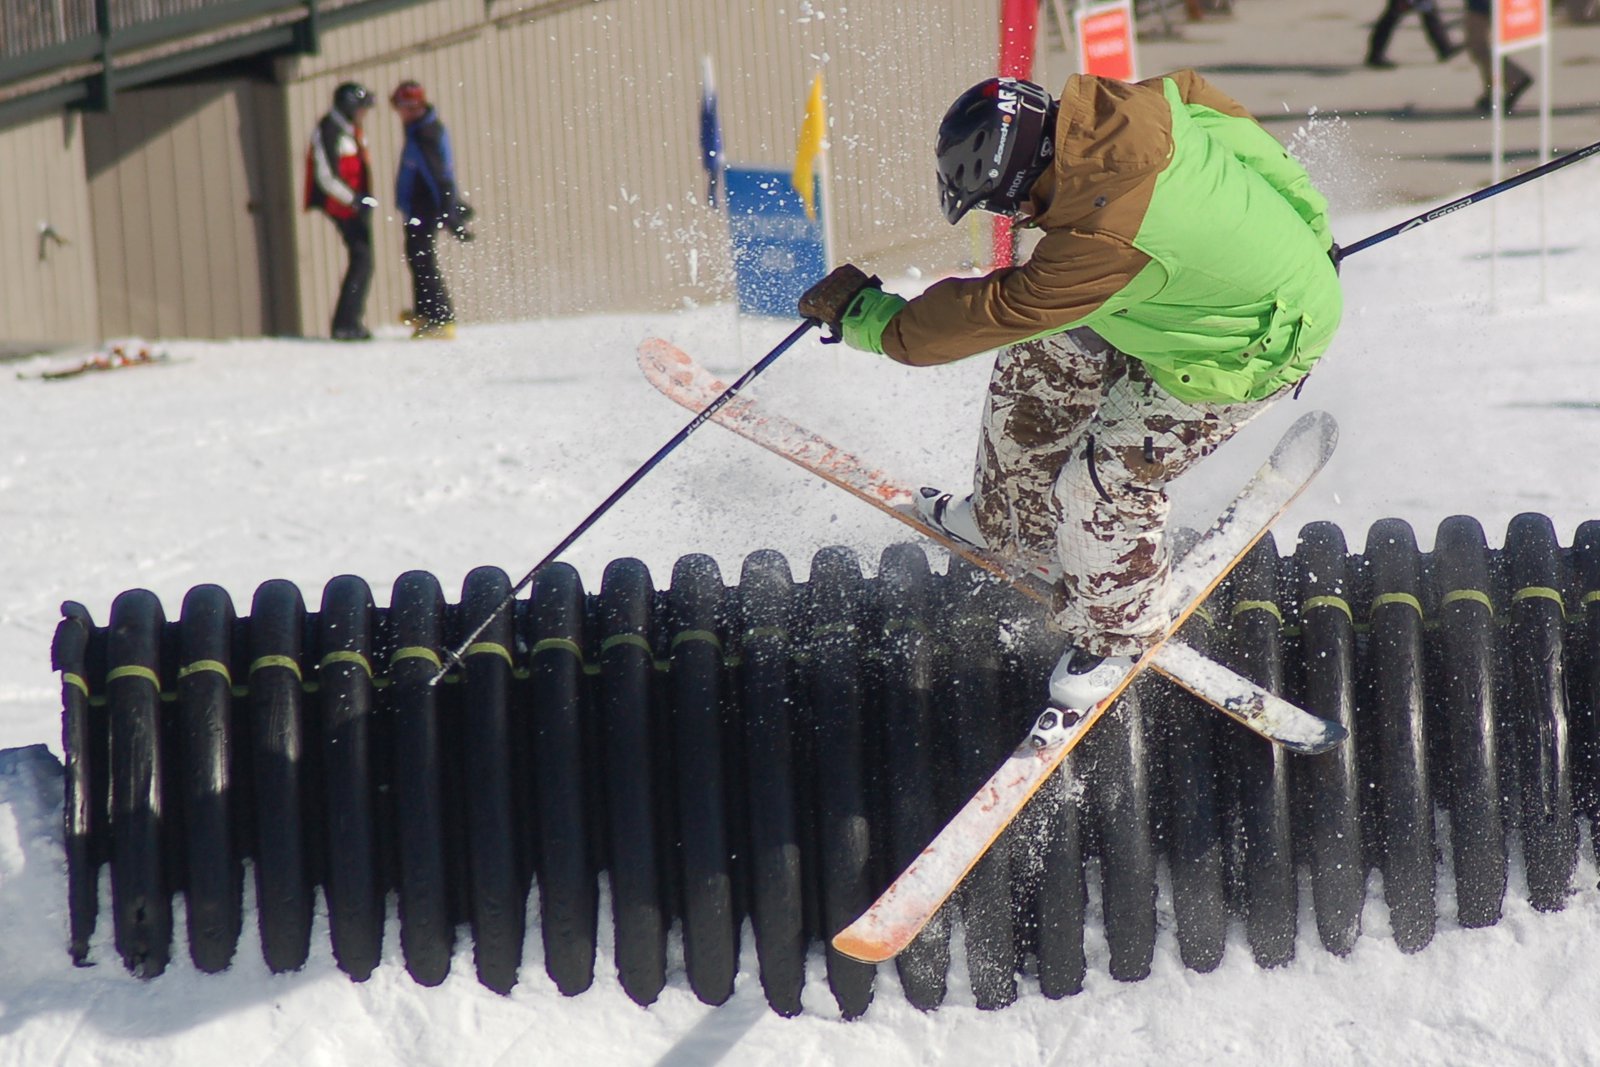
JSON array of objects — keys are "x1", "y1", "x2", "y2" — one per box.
[{"x1": 880, "y1": 231, "x2": 1148, "y2": 366}]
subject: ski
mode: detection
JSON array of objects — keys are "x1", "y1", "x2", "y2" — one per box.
[
  {"x1": 18, "y1": 342, "x2": 176, "y2": 381},
  {"x1": 824, "y1": 407, "x2": 1337, "y2": 964},
  {"x1": 637, "y1": 337, "x2": 1343, "y2": 755}
]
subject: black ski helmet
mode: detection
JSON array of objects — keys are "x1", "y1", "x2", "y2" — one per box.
[
  {"x1": 333, "y1": 82, "x2": 374, "y2": 120},
  {"x1": 935, "y1": 77, "x2": 1056, "y2": 224}
]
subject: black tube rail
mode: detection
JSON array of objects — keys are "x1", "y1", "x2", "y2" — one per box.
[{"x1": 53, "y1": 513, "x2": 1600, "y2": 1014}]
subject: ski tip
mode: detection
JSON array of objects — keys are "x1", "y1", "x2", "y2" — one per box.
[
  {"x1": 1269, "y1": 409, "x2": 1339, "y2": 476},
  {"x1": 637, "y1": 336, "x2": 684, "y2": 368},
  {"x1": 831, "y1": 928, "x2": 897, "y2": 965},
  {"x1": 1285, "y1": 717, "x2": 1350, "y2": 756},
  {"x1": 1289, "y1": 408, "x2": 1339, "y2": 450}
]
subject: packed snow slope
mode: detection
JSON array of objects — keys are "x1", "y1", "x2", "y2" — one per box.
[{"x1": 2, "y1": 167, "x2": 1599, "y2": 1065}]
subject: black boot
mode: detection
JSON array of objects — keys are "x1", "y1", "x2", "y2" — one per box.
[
  {"x1": 1416, "y1": 0, "x2": 1459, "y2": 60},
  {"x1": 1366, "y1": 5, "x2": 1400, "y2": 67}
]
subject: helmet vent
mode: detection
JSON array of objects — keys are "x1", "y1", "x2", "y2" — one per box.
[{"x1": 934, "y1": 77, "x2": 1053, "y2": 224}]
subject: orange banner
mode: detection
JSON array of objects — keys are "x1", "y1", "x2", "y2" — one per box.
[
  {"x1": 1498, "y1": 0, "x2": 1544, "y2": 46},
  {"x1": 1078, "y1": 4, "x2": 1136, "y2": 81}
]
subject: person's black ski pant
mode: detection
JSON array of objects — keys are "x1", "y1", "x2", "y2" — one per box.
[
  {"x1": 332, "y1": 213, "x2": 374, "y2": 335},
  {"x1": 1369, "y1": 0, "x2": 1455, "y2": 62},
  {"x1": 405, "y1": 222, "x2": 453, "y2": 325}
]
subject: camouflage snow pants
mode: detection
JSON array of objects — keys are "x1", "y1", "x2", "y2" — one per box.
[{"x1": 969, "y1": 328, "x2": 1282, "y2": 658}]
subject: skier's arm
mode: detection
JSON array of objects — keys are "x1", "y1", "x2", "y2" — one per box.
[
  {"x1": 413, "y1": 119, "x2": 460, "y2": 215},
  {"x1": 1161, "y1": 70, "x2": 1334, "y2": 250},
  {"x1": 870, "y1": 231, "x2": 1144, "y2": 366}
]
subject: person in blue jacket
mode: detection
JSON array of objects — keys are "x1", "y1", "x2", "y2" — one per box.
[{"x1": 391, "y1": 80, "x2": 475, "y2": 339}]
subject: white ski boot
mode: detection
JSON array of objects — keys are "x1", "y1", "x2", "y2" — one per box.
[
  {"x1": 1048, "y1": 646, "x2": 1135, "y2": 709},
  {"x1": 912, "y1": 488, "x2": 989, "y2": 549},
  {"x1": 913, "y1": 487, "x2": 1066, "y2": 583},
  {"x1": 1027, "y1": 647, "x2": 1136, "y2": 748}
]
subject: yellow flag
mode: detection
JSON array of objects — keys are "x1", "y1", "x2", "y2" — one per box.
[{"x1": 792, "y1": 72, "x2": 826, "y2": 221}]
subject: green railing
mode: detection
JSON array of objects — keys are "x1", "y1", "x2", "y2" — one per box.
[
  {"x1": 0, "y1": 0, "x2": 426, "y2": 127},
  {"x1": 0, "y1": 0, "x2": 97, "y2": 60}
]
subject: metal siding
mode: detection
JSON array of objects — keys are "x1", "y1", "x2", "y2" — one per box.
[
  {"x1": 436, "y1": 36, "x2": 481, "y2": 317},
  {"x1": 86, "y1": 112, "x2": 133, "y2": 334},
  {"x1": 292, "y1": 0, "x2": 482, "y2": 78},
  {"x1": 0, "y1": 110, "x2": 101, "y2": 344},
  {"x1": 83, "y1": 117, "x2": 130, "y2": 338},
  {"x1": 85, "y1": 80, "x2": 273, "y2": 338},
  {"x1": 245, "y1": 77, "x2": 298, "y2": 334},
  {"x1": 176, "y1": 95, "x2": 216, "y2": 336},
  {"x1": 145, "y1": 97, "x2": 186, "y2": 335},
  {"x1": 207, "y1": 85, "x2": 255, "y2": 336},
  {"x1": 289, "y1": 79, "x2": 331, "y2": 336}
]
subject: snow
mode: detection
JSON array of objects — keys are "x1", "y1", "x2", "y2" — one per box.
[{"x1": 3, "y1": 159, "x2": 1599, "y2": 1064}]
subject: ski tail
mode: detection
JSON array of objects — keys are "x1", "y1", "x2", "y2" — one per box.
[{"x1": 1151, "y1": 641, "x2": 1346, "y2": 755}]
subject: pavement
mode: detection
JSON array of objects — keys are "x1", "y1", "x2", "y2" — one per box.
[{"x1": 1040, "y1": 0, "x2": 1600, "y2": 209}]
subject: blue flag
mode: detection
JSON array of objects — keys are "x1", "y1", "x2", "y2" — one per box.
[{"x1": 700, "y1": 56, "x2": 724, "y2": 207}]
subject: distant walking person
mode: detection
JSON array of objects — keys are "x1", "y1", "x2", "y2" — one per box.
[
  {"x1": 305, "y1": 82, "x2": 376, "y2": 341},
  {"x1": 1365, "y1": 0, "x2": 1459, "y2": 68},
  {"x1": 391, "y1": 80, "x2": 475, "y2": 340},
  {"x1": 1464, "y1": 0, "x2": 1534, "y2": 114}
]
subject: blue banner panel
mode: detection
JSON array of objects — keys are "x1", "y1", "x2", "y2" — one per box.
[{"x1": 725, "y1": 166, "x2": 826, "y2": 318}]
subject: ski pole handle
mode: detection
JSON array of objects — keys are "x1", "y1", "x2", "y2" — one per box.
[
  {"x1": 1340, "y1": 138, "x2": 1600, "y2": 259},
  {"x1": 430, "y1": 317, "x2": 822, "y2": 684}
]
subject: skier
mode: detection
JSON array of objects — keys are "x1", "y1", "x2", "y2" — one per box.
[
  {"x1": 304, "y1": 81, "x2": 377, "y2": 341},
  {"x1": 798, "y1": 71, "x2": 1343, "y2": 713},
  {"x1": 391, "y1": 79, "x2": 475, "y2": 340}
]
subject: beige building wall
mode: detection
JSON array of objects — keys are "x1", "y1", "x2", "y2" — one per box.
[
  {"x1": 84, "y1": 78, "x2": 298, "y2": 340},
  {"x1": 284, "y1": 0, "x2": 997, "y2": 336},
  {"x1": 0, "y1": 110, "x2": 100, "y2": 347},
  {"x1": 0, "y1": 0, "x2": 1002, "y2": 345}
]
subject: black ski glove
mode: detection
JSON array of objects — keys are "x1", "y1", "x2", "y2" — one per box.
[
  {"x1": 1328, "y1": 241, "x2": 1343, "y2": 275},
  {"x1": 798, "y1": 264, "x2": 882, "y2": 339}
]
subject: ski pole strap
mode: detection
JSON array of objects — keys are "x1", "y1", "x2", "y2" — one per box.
[
  {"x1": 1439, "y1": 588, "x2": 1494, "y2": 614},
  {"x1": 106, "y1": 664, "x2": 160, "y2": 687},
  {"x1": 392, "y1": 646, "x2": 444, "y2": 670},
  {"x1": 319, "y1": 650, "x2": 373, "y2": 676},
  {"x1": 177, "y1": 659, "x2": 232, "y2": 684}
]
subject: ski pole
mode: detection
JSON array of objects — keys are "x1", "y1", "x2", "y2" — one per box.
[
  {"x1": 1340, "y1": 138, "x2": 1600, "y2": 259},
  {"x1": 430, "y1": 317, "x2": 822, "y2": 684}
]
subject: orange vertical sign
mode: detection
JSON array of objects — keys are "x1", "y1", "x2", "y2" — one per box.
[
  {"x1": 1076, "y1": 1, "x2": 1136, "y2": 82},
  {"x1": 1498, "y1": 0, "x2": 1544, "y2": 46}
]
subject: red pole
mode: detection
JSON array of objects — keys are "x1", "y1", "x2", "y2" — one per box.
[{"x1": 993, "y1": 0, "x2": 1040, "y2": 268}]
